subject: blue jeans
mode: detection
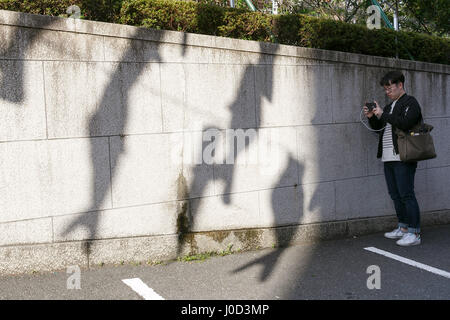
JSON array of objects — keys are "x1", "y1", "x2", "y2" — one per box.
[{"x1": 383, "y1": 161, "x2": 421, "y2": 234}]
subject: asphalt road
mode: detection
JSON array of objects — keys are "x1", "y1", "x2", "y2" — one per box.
[{"x1": 1, "y1": 224, "x2": 449, "y2": 301}]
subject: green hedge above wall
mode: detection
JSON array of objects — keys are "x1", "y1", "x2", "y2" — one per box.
[
  {"x1": 0, "y1": 0, "x2": 123, "y2": 21},
  {"x1": 1, "y1": 0, "x2": 448, "y2": 64}
]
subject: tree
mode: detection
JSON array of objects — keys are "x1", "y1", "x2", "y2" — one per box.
[
  {"x1": 278, "y1": 0, "x2": 372, "y2": 23},
  {"x1": 399, "y1": 0, "x2": 449, "y2": 37},
  {"x1": 275, "y1": 0, "x2": 449, "y2": 37}
]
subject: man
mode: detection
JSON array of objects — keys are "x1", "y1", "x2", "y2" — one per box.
[{"x1": 364, "y1": 70, "x2": 422, "y2": 246}]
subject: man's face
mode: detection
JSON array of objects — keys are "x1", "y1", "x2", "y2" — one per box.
[{"x1": 383, "y1": 82, "x2": 404, "y2": 101}]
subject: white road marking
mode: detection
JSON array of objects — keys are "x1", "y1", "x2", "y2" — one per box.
[
  {"x1": 122, "y1": 278, "x2": 165, "y2": 300},
  {"x1": 364, "y1": 247, "x2": 450, "y2": 279}
]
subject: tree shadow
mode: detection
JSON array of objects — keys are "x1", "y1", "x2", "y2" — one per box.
[
  {"x1": 60, "y1": 27, "x2": 163, "y2": 257},
  {"x1": 0, "y1": 14, "x2": 54, "y2": 103},
  {"x1": 280, "y1": 65, "x2": 382, "y2": 299},
  {"x1": 180, "y1": 40, "x2": 307, "y2": 284},
  {"x1": 232, "y1": 153, "x2": 304, "y2": 281},
  {"x1": 179, "y1": 42, "x2": 277, "y2": 255}
]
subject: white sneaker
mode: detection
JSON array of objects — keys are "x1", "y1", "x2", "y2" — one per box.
[
  {"x1": 384, "y1": 227, "x2": 406, "y2": 239},
  {"x1": 396, "y1": 233, "x2": 421, "y2": 246}
]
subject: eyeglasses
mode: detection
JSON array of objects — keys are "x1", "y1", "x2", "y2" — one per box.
[{"x1": 384, "y1": 84, "x2": 397, "y2": 92}]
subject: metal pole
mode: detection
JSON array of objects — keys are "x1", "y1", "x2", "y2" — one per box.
[
  {"x1": 244, "y1": 0, "x2": 256, "y2": 11},
  {"x1": 272, "y1": 0, "x2": 278, "y2": 14},
  {"x1": 394, "y1": 0, "x2": 399, "y2": 58},
  {"x1": 372, "y1": 0, "x2": 410, "y2": 59},
  {"x1": 393, "y1": 1, "x2": 399, "y2": 30}
]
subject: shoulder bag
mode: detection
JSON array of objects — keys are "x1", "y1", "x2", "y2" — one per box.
[{"x1": 395, "y1": 119, "x2": 437, "y2": 162}]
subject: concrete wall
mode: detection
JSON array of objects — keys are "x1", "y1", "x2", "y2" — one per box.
[{"x1": 1, "y1": 10, "x2": 449, "y2": 275}]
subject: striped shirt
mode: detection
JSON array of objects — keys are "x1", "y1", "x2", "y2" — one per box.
[{"x1": 382, "y1": 100, "x2": 401, "y2": 162}]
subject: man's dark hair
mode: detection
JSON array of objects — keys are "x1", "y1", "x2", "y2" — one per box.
[{"x1": 380, "y1": 71, "x2": 405, "y2": 87}]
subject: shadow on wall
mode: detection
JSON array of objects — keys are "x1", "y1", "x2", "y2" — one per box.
[
  {"x1": 2, "y1": 11, "x2": 400, "y2": 289},
  {"x1": 233, "y1": 153, "x2": 304, "y2": 281},
  {"x1": 59, "y1": 27, "x2": 165, "y2": 257},
  {"x1": 0, "y1": 12, "x2": 317, "y2": 282},
  {"x1": 282, "y1": 67, "x2": 392, "y2": 299},
  {"x1": 0, "y1": 15, "x2": 54, "y2": 103},
  {"x1": 180, "y1": 41, "x2": 310, "y2": 282},
  {"x1": 180, "y1": 41, "x2": 278, "y2": 256}
]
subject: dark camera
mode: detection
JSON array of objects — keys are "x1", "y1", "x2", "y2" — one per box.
[{"x1": 365, "y1": 102, "x2": 376, "y2": 112}]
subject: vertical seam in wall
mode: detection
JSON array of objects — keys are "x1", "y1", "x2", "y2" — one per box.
[
  {"x1": 253, "y1": 61, "x2": 260, "y2": 221},
  {"x1": 296, "y1": 124, "x2": 301, "y2": 187},
  {"x1": 158, "y1": 63, "x2": 164, "y2": 133},
  {"x1": 181, "y1": 65, "x2": 187, "y2": 183},
  {"x1": 257, "y1": 188, "x2": 261, "y2": 222},
  {"x1": 108, "y1": 136, "x2": 114, "y2": 208},
  {"x1": 253, "y1": 64, "x2": 258, "y2": 128},
  {"x1": 334, "y1": 181, "x2": 337, "y2": 221},
  {"x1": 330, "y1": 66, "x2": 334, "y2": 124},
  {"x1": 212, "y1": 145, "x2": 216, "y2": 195},
  {"x1": 51, "y1": 216, "x2": 54, "y2": 243},
  {"x1": 181, "y1": 64, "x2": 187, "y2": 189},
  {"x1": 295, "y1": 114, "x2": 302, "y2": 220},
  {"x1": 180, "y1": 64, "x2": 187, "y2": 132},
  {"x1": 102, "y1": 36, "x2": 106, "y2": 62},
  {"x1": 42, "y1": 61, "x2": 49, "y2": 139}
]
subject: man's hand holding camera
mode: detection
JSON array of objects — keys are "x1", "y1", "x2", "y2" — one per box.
[{"x1": 363, "y1": 101, "x2": 383, "y2": 119}]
